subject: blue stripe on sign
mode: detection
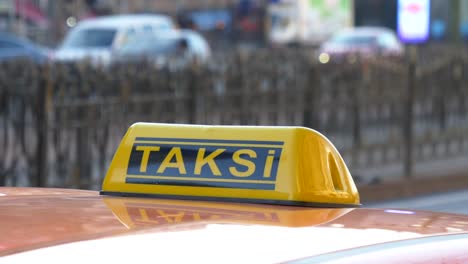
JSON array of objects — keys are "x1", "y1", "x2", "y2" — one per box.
[
  {"x1": 134, "y1": 137, "x2": 284, "y2": 146},
  {"x1": 131, "y1": 143, "x2": 283, "y2": 149},
  {"x1": 126, "y1": 177, "x2": 276, "y2": 190}
]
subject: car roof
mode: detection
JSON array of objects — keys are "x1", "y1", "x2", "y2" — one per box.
[
  {"x1": 0, "y1": 32, "x2": 21, "y2": 41},
  {"x1": 334, "y1": 26, "x2": 396, "y2": 37},
  {"x1": 2, "y1": 123, "x2": 466, "y2": 262},
  {"x1": 122, "y1": 29, "x2": 205, "y2": 43},
  {"x1": 0, "y1": 32, "x2": 34, "y2": 47},
  {"x1": 76, "y1": 14, "x2": 174, "y2": 29},
  {"x1": 0, "y1": 32, "x2": 48, "y2": 53},
  {"x1": 1, "y1": 187, "x2": 468, "y2": 262}
]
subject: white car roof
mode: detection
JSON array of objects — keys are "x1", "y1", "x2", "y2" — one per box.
[
  {"x1": 76, "y1": 14, "x2": 174, "y2": 30},
  {"x1": 336, "y1": 27, "x2": 396, "y2": 37}
]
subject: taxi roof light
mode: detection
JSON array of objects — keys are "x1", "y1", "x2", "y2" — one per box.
[{"x1": 100, "y1": 123, "x2": 360, "y2": 207}]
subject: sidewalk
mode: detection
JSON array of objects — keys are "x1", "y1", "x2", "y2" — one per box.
[
  {"x1": 367, "y1": 189, "x2": 468, "y2": 214},
  {"x1": 355, "y1": 155, "x2": 468, "y2": 203}
]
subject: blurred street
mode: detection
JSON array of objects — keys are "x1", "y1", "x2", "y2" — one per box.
[
  {"x1": 1, "y1": 0, "x2": 468, "y2": 205},
  {"x1": 369, "y1": 189, "x2": 468, "y2": 215}
]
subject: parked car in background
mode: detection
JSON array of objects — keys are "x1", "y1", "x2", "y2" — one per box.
[
  {"x1": 0, "y1": 32, "x2": 51, "y2": 64},
  {"x1": 114, "y1": 29, "x2": 211, "y2": 68},
  {"x1": 54, "y1": 14, "x2": 176, "y2": 65},
  {"x1": 318, "y1": 26, "x2": 404, "y2": 61}
]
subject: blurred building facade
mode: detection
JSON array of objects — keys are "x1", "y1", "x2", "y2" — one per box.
[
  {"x1": 0, "y1": 0, "x2": 49, "y2": 43},
  {"x1": 0, "y1": 0, "x2": 267, "y2": 47},
  {"x1": 355, "y1": 0, "x2": 468, "y2": 42},
  {"x1": 354, "y1": 0, "x2": 397, "y2": 31},
  {"x1": 2, "y1": 0, "x2": 468, "y2": 47}
]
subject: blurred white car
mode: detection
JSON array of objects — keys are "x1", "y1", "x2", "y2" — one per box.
[
  {"x1": 114, "y1": 29, "x2": 211, "y2": 69},
  {"x1": 319, "y1": 27, "x2": 404, "y2": 61},
  {"x1": 54, "y1": 14, "x2": 176, "y2": 65}
]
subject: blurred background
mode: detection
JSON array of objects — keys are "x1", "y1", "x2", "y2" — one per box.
[{"x1": 1, "y1": 0, "x2": 468, "y2": 210}]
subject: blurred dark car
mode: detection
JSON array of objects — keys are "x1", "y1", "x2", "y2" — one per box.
[
  {"x1": 319, "y1": 27, "x2": 404, "y2": 61},
  {"x1": 0, "y1": 32, "x2": 51, "y2": 63},
  {"x1": 114, "y1": 29, "x2": 211, "y2": 68}
]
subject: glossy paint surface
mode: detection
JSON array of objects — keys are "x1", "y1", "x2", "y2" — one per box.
[{"x1": 1, "y1": 187, "x2": 468, "y2": 263}]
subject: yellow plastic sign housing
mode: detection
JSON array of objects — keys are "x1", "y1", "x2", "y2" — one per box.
[{"x1": 100, "y1": 123, "x2": 360, "y2": 207}]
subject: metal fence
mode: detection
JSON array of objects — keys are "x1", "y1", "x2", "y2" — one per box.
[{"x1": 2, "y1": 46, "x2": 468, "y2": 189}]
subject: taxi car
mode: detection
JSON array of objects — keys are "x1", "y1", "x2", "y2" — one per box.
[{"x1": 1, "y1": 123, "x2": 468, "y2": 263}]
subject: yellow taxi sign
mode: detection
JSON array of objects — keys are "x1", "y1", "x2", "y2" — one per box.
[{"x1": 100, "y1": 123, "x2": 360, "y2": 207}]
